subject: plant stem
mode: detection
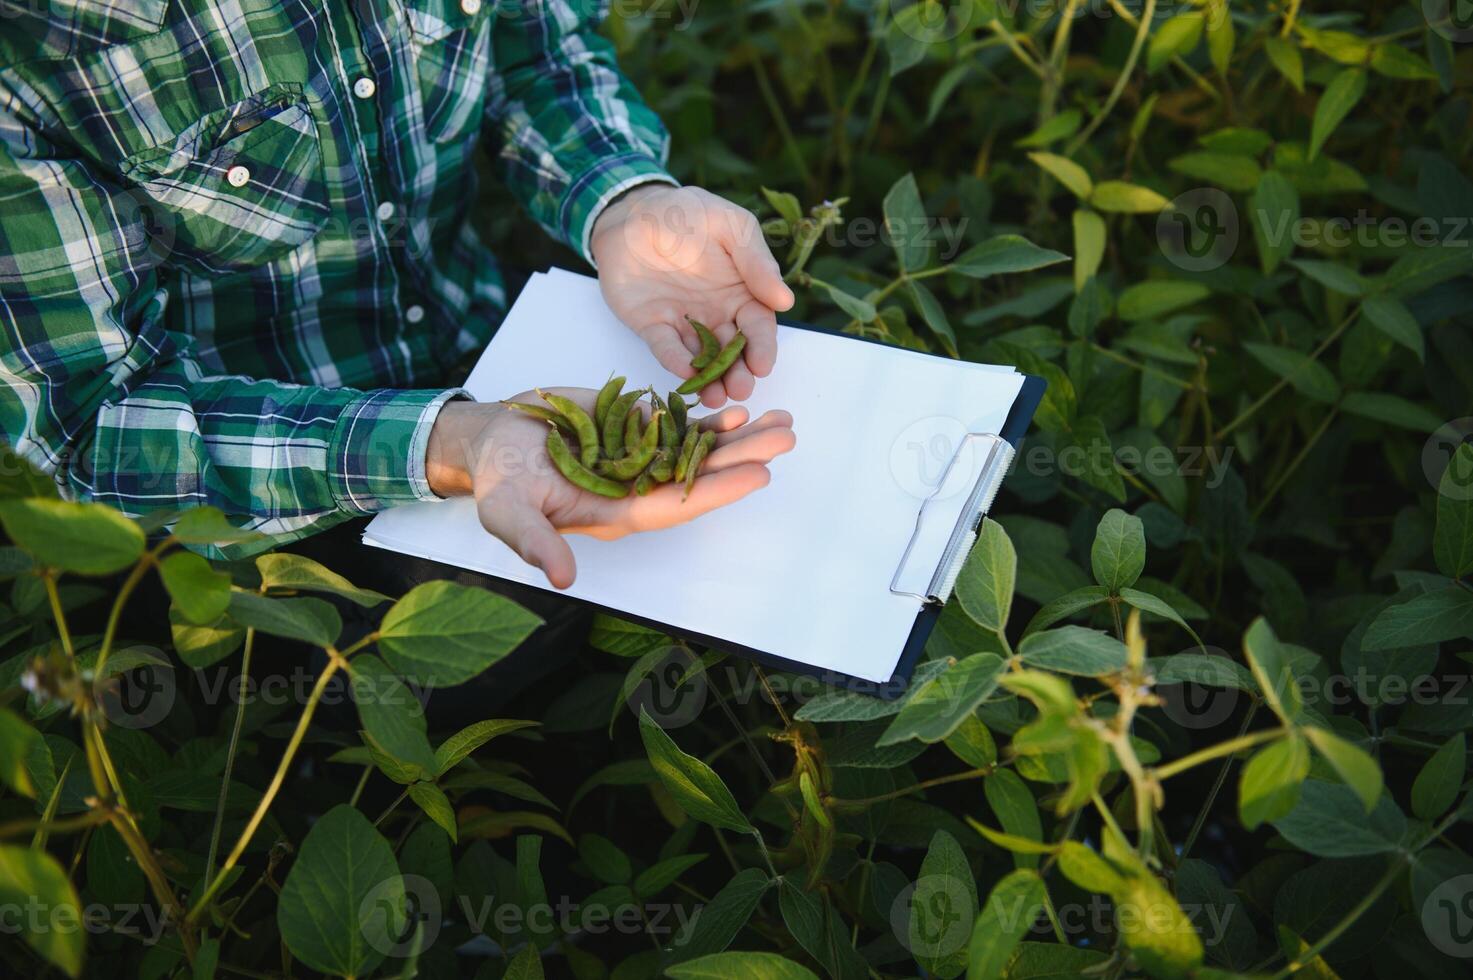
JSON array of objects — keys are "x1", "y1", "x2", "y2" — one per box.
[
  {"x1": 988, "y1": 20, "x2": 1047, "y2": 80},
  {"x1": 1251, "y1": 408, "x2": 1338, "y2": 519},
  {"x1": 375, "y1": 788, "x2": 411, "y2": 828},
  {"x1": 1067, "y1": 0, "x2": 1156, "y2": 154},
  {"x1": 1178, "y1": 703, "x2": 1259, "y2": 861},
  {"x1": 93, "y1": 551, "x2": 159, "y2": 683},
  {"x1": 204, "y1": 627, "x2": 256, "y2": 888},
  {"x1": 1217, "y1": 309, "x2": 1358, "y2": 440},
  {"x1": 751, "y1": 54, "x2": 813, "y2": 191},
  {"x1": 1153, "y1": 726, "x2": 1283, "y2": 781},
  {"x1": 1268, "y1": 858, "x2": 1402, "y2": 979},
  {"x1": 187, "y1": 657, "x2": 343, "y2": 926},
  {"x1": 1088, "y1": 342, "x2": 1195, "y2": 390},
  {"x1": 348, "y1": 764, "x2": 374, "y2": 808},
  {"x1": 827, "y1": 767, "x2": 993, "y2": 808},
  {"x1": 110, "y1": 810, "x2": 196, "y2": 959},
  {"x1": 0, "y1": 808, "x2": 110, "y2": 841},
  {"x1": 42, "y1": 572, "x2": 75, "y2": 659}
]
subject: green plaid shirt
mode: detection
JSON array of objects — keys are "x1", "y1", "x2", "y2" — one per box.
[{"x1": 0, "y1": 0, "x2": 673, "y2": 551}]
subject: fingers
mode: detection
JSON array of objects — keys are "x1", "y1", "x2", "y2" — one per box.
[
  {"x1": 690, "y1": 405, "x2": 749, "y2": 433},
  {"x1": 710, "y1": 409, "x2": 794, "y2": 448},
  {"x1": 704, "y1": 424, "x2": 796, "y2": 471},
  {"x1": 735, "y1": 298, "x2": 779, "y2": 379},
  {"x1": 477, "y1": 490, "x2": 577, "y2": 589},
  {"x1": 638, "y1": 321, "x2": 698, "y2": 380},
  {"x1": 719, "y1": 205, "x2": 794, "y2": 313},
  {"x1": 622, "y1": 462, "x2": 774, "y2": 533},
  {"x1": 708, "y1": 320, "x2": 754, "y2": 403}
]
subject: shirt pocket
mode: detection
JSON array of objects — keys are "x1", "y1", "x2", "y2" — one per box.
[
  {"x1": 118, "y1": 91, "x2": 332, "y2": 277},
  {"x1": 404, "y1": 0, "x2": 493, "y2": 144}
]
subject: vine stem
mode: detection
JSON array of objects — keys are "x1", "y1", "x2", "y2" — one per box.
[
  {"x1": 187, "y1": 656, "x2": 343, "y2": 926},
  {"x1": 1152, "y1": 727, "x2": 1284, "y2": 781},
  {"x1": 0, "y1": 808, "x2": 109, "y2": 841},
  {"x1": 1066, "y1": 0, "x2": 1156, "y2": 155},
  {"x1": 1267, "y1": 858, "x2": 1403, "y2": 979},
  {"x1": 1217, "y1": 309, "x2": 1358, "y2": 440},
  {"x1": 204, "y1": 626, "x2": 256, "y2": 887},
  {"x1": 827, "y1": 767, "x2": 993, "y2": 808}
]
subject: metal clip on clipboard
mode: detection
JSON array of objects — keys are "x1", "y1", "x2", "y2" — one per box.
[{"x1": 889, "y1": 432, "x2": 1016, "y2": 605}]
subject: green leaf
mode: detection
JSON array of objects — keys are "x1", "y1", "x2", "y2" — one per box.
[
  {"x1": 954, "y1": 518, "x2": 1015, "y2": 632},
  {"x1": 227, "y1": 592, "x2": 341, "y2": 647},
  {"x1": 1309, "y1": 69, "x2": 1366, "y2": 161},
  {"x1": 1370, "y1": 44, "x2": 1438, "y2": 81},
  {"x1": 668, "y1": 868, "x2": 772, "y2": 963},
  {"x1": 911, "y1": 830, "x2": 978, "y2": 978},
  {"x1": 1067, "y1": 416, "x2": 1126, "y2": 502},
  {"x1": 1115, "y1": 868, "x2": 1205, "y2": 976},
  {"x1": 638, "y1": 708, "x2": 752, "y2": 833},
  {"x1": 952, "y1": 234, "x2": 1069, "y2": 279},
  {"x1": 1264, "y1": 36, "x2": 1304, "y2": 92},
  {"x1": 1018, "y1": 627, "x2": 1128, "y2": 677},
  {"x1": 666, "y1": 951, "x2": 816, "y2": 980},
  {"x1": 1289, "y1": 258, "x2": 1365, "y2": 297},
  {"x1": 1250, "y1": 171, "x2": 1299, "y2": 274},
  {"x1": 633, "y1": 854, "x2": 706, "y2": 897},
  {"x1": 588, "y1": 614, "x2": 670, "y2": 658},
  {"x1": 1167, "y1": 152, "x2": 1262, "y2": 191},
  {"x1": 908, "y1": 280, "x2": 956, "y2": 355},
  {"x1": 1303, "y1": 727, "x2": 1382, "y2": 811},
  {"x1": 159, "y1": 551, "x2": 231, "y2": 625},
  {"x1": 1239, "y1": 735, "x2": 1309, "y2": 830},
  {"x1": 1024, "y1": 585, "x2": 1110, "y2": 635},
  {"x1": 1434, "y1": 444, "x2": 1473, "y2": 578},
  {"x1": 0, "y1": 845, "x2": 84, "y2": 976},
  {"x1": 1148, "y1": 13, "x2": 1204, "y2": 73},
  {"x1": 1028, "y1": 152, "x2": 1093, "y2": 199},
  {"x1": 884, "y1": 172, "x2": 932, "y2": 272},
  {"x1": 1271, "y1": 780, "x2": 1409, "y2": 857},
  {"x1": 170, "y1": 506, "x2": 263, "y2": 545},
  {"x1": 505, "y1": 944, "x2": 545, "y2": 980},
  {"x1": 1091, "y1": 508, "x2": 1145, "y2": 593},
  {"x1": 1242, "y1": 342, "x2": 1340, "y2": 404},
  {"x1": 1071, "y1": 210, "x2": 1105, "y2": 291},
  {"x1": 819, "y1": 280, "x2": 877, "y2": 323},
  {"x1": 433, "y1": 719, "x2": 539, "y2": 776},
  {"x1": 0, "y1": 708, "x2": 41, "y2": 798},
  {"x1": 0, "y1": 498, "x2": 144, "y2": 575},
  {"x1": 944, "y1": 714, "x2": 997, "y2": 769},
  {"x1": 1242, "y1": 617, "x2": 1301, "y2": 722},
  {"x1": 1362, "y1": 587, "x2": 1473, "y2": 650},
  {"x1": 984, "y1": 769, "x2": 1043, "y2": 869},
  {"x1": 1205, "y1": 0, "x2": 1234, "y2": 76},
  {"x1": 1055, "y1": 841, "x2": 1126, "y2": 895},
  {"x1": 277, "y1": 805, "x2": 404, "y2": 978},
  {"x1": 1116, "y1": 281, "x2": 1210, "y2": 321},
  {"x1": 760, "y1": 186, "x2": 802, "y2": 225},
  {"x1": 171, "y1": 608, "x2": 245, "y2": 669},
  {"x1": 1089, "y1": 181, "x2": 1170, "y2": 213},
  {"x1": 878, "y1": 653, "x2": 1006, "y2": 745},
  {"x1": 1119, "y1": 588, "x2": 1204, "y2": 650},
  {"x1": 379, "y1": 581, "x2": 542, "y2": 687},
  {"x1": 1360, "y1": 295, "x2": 1424, "y2": 362},
  {"x1": 968, "y1": 869, "x2": 1047, "y2": 980},
  {"x1": 256, "y1": 553, "x2": 390, "y2": 607},
  {"x1": 350, "y1": 655, "x2": 436, "y2": 780},
  {"x1": 1411, "y1": 733, "x2": 1465, "y2": 821},
  {"x1": 1340, "y1": 392, "x2": 1442, "y2": 431},
  {"x1": 1014, "y1": 109, "x2": 1082, "y2": 148},
  {"x1": 408, "y1": 781, "x2": 458, "y2": 842},
  {"x1": 579, "y1": 833, "x2": 632, "y2": 884}
]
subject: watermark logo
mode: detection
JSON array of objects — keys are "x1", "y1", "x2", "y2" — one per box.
[
  {"x1": 1159, "y1": 189, "x2": 1239, "y2": 273},
  {"x1": 359, "y1": 874, "x2": 429, "y2": 958},
  {"x1": 1422, "y1": 873, "x2": 1473, "y2": 957},
  {"x1": 1154, "y1": 646, "x2": 1243, "y2": 731},
  {"x1": 624, "y1": 645, "x2": 709, "y2": 730},
  {"x1": 98, "y1": 661, "x2": 177, "y2": 730},
  {"x1": 1423, "y1": 418, "x2": 1473, "y2": 501},
  {"x1": 888, "y1": 416, "x2": 979, "y2": 500},
  {"x1": 890, "y1": 1, "x2": 977, "y2": 43},
  {"x1": 891, "y1": 875, "x2": 973, "y2": 960}
]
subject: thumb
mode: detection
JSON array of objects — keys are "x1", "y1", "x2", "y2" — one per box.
[
  {"x1": 724, "y1": 210, "x2": 795, "y2": 312},
  {"x1": 476, "y1": 492, "x2": 577, "y2": 589}
]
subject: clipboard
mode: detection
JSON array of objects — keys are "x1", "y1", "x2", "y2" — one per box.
[{"x1": 362, "y1": 269, "x2": 1045, "y2": 699}]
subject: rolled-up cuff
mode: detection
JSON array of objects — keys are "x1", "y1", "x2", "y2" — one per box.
[{"x1": 328, "y1": 388, "x2": 471, "y2": 514}]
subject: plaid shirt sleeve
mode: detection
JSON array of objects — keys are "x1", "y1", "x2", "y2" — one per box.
[
  {"x1": 0, "y1": 117, "x2": 466, "y2": 539},
  {"x1": 485, "y1": 0, "x2": 678, "y2": 261}
]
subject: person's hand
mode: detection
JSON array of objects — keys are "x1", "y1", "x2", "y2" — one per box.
[
  {"x1": 590, "y1": 184, "x2": 795, "y2": 408},
  {"x1": 425, "y1": 390, "x2": 796, "y2": 588}
]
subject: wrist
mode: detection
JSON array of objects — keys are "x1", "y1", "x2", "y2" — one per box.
[
  {"x1": 589, "y1": 182, "x2": 669, "y2": 263},
  {"x1": 426, "y1": 401, "x2": 494, "y2": 497}
]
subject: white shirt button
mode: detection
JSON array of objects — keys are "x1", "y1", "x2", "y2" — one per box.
[
  {"x1": 405, "y1": 304, "x2": 426, "y2": 324},
  {"x1": 352, "y1": 76, "x2": 376, "y2": 100},
  {"x1": 461, "y1": 0, "x2": 482, "y2": 14},
  {"x1": 375, "y1": 201, "x2": 396, "y2": 222},
  {"x1": 226, "y1": 165, "x2": 250, "y2": 188}
]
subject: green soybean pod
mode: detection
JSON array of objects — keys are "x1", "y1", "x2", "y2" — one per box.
[
  {"x1": 600, "y1": 412, "x2": 662, "y2": 480},
  {"x1": 673, "y1": 425, "x2": 701, "y2": 483},
  {"x1": 666, "y1": 391, "x2": 688, "y2": 441},
  {"x1": 651, "y1": 393, "x2": 679, "y2": 449},
  {"x1": 602, "y1": 389, "x2": 644, "y2": 458},
  {"x1": 633, "y1": 470, "x2": 655, "y2": 496},
  {"x1": 594, "y1": 375, "x2": 625, "y2": 432},
  {"x1": 676, "y1": 330, "x2": 746, "y2": 395},
  {"x1": 623, "y1": 407, "x2": 642, "y2": 454},
  {"x1": 648, "y1": 447, "x2": 675, "y2": 483},
  {"x1": 545, "y1": 428, "x2": 629, "y2": 498},
  {"x1": 539, "y1": 390, "x2": 599, "y2": 468},
  {"x1": 682, "y1": 430, "x2": 716, "y2": 500},
  {"x1": 686, "y1": 316, "x2": 720, "y2": 370},
  {"x1": 500, "y1": 400, "x2": 575, "y2": 435}
]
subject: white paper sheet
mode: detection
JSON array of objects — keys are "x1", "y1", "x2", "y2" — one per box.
[{"x1": 364, "y1": 270, "x2": 1024, "y2": 683}]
